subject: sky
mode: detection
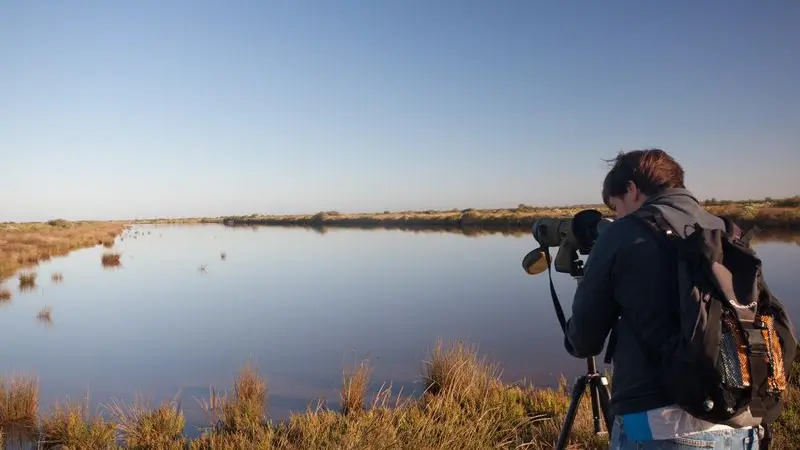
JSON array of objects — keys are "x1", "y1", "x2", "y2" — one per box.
[{"x1": 1, "y1": 1, "x2": 798, "y2": 222}]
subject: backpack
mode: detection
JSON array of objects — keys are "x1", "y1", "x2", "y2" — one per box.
[{"x1": 623, "y1": 205, "x2": 799, "y2": 431}]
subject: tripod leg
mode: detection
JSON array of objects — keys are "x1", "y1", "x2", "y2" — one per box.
[
  {"x1": 589, "y1": 376, "x2": 603, "y2": 434},
  {"x1": 555, "y1": 375, "x2": 588, "y2": 450},
  {"x1": 595, "y1": 375, "x2": 614, "y2": 433}
]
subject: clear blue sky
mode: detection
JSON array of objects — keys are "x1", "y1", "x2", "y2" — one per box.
[{"x1": 1, "y1": 1, "x2": 798, "y2": 221}]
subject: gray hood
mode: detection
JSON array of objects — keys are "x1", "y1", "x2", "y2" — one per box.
[{"x1": 640, "y1": 188, "x2": 725, "y2": 237}]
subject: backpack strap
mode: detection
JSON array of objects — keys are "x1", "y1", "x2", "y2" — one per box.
[
  {"x1": 603, "y1": 205, "x2": 678, "y2": 365},
  {"x1": 718, "y1": 215, "x2": 758, "y2": 248}
]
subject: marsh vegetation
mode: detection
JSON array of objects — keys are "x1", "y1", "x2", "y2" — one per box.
[
  {"x1": 136, "y1": 196, "x2": 800, "y2": 234},
  {"x1": 0, "y1": 221, "x2": 126, "y2": 282},
  {"x1": 0, "y1": 340, "x2": 798, "y2": 449},
  {"x1": 102, "y1": 252, "x2": 122, "y2": 268}
]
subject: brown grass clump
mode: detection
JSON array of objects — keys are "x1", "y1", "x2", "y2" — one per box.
[
  {"x1": 0, "y1": 374, "x2": 39, "y2": 428},
  {"x1": 422, "y1": 339, "x2": 500, "y2": 398},
  {"x1": 220, "y1": 363, "x2": 268, "y2": 436},
  {"x1": 0, "y1": 288, "x2": 11, "y2": 302},
  {"x1": 0, "y1": 221, "x2": 127, "y2": 283},
  {"x1": 51, "y1": 272, "x2": 63, "y2": 283},
  {"x1": 18, "y1": 272, "x2": 37, "y2": 291},
  {"x1": 101, "y1": 252, "x2": 122, "y2": 268},
  {"x1": 106, "y1": 398, "x2": 186, "y2": 450},
  {"x1": 340, "y1": 359, "x2": 371, "y2": 416},
  {"x1": 39, "y1": 400, "x2": 116, "y2": 449}
]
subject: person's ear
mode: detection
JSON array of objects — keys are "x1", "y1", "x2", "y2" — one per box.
[{"x1": 626, "y1": 181, "x2": 638, "y2": 198}]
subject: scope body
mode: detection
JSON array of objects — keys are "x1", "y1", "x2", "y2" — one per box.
[{"x1": 523, "y1": 209, "x2": 613, "y2": 276}]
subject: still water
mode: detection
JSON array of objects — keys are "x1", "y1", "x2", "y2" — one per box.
[{"x1": 1, "y1": 224, "x2": 798, "y2": 426}]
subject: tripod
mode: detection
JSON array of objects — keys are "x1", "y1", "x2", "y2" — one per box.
[
  {"x1": 539, "y1": 251, "x2": 614, "y2": 449},
  {"x1": 554, "y1": 354, "x2": 613, "y2": 449}
]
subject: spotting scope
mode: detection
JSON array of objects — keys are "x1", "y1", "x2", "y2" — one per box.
[
  {"x1": 520, "y1": 209, "x2": 616, "y2": 448},
  {"x1": 521, "y1": 209, "x2": 613, "y2": 276}
]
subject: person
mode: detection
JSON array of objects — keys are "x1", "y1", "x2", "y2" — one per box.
[{"x1": 564, "y1": 149, "x2": 760, "y2": 449}]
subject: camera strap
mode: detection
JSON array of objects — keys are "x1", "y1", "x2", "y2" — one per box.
[{"x1": 543, "y1": 247, "x2": 568, "y2": 333}]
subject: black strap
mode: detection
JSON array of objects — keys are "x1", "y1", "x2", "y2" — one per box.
[
  {"x1": 744, "y1": 321, "x2": 770, "y2": 418},
  {"x1": 544, "y1": 248, "x2": 568, "y2": 333},
  {"x1": 760, "y1": 423, "x2": 771, "y2": 450},
  {"x1": 604, "y1": 324, "x2": 619, "y2": 364}
]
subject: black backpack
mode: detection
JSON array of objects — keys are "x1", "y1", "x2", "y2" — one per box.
[{"x1": 623, "y1": 205, "x2": 798, "y2": 433}]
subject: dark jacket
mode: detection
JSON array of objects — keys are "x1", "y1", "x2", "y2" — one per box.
[{"x1": 564, "y1": 188, "x2": 725, "y2": 416}]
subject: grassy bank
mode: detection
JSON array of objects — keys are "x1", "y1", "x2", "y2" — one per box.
[
  {"x1": 0, "y1": 220, "x2": 127, "y2": 283},
  {"x1": 138, "y1": 196, "x2": 800, "y2": 235},
  {"x1": 1, "y1": 340, "x2": 799, "y2": 449}
]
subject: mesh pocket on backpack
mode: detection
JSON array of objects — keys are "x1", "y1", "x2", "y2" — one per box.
[
  {"x1": 761, "y1": 315, "x2": 788, "y2": 393},
  {"x1": 718, "y1": 310, "x2": 751, "y2": 389}
]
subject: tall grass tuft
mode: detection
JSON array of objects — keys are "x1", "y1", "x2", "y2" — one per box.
[
  {"x1": 0, "y1": 288, "x2": 11, "y2": 302},
  {"x1": 198, "y1": 363, "x2": 269, "y2": 442},
  {"x1": 0, "y1": 374, "x2": 39, "y2": 428},
  {"x1": 422, "y1": 339, "x2": 500, "y2": 399},
  {"x1": 106, "y1": 397, "x2": 186, "y2": 450},
  {"x1": 38, "y1": 399, "x2": 116, "y2": 449},
  {"x1": 18, "y1": 272, "x2": 37, "y2": 291},
  {"x1": 339, "y1": 358, "x2": 371, "y2": 416},
  {"x1": 101, "y1": 252, "x2": 121, "y2": 268}
]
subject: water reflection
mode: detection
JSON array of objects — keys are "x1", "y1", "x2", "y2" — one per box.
[{"x1": 0, "y1": 224, "x2": 796, "y2": 429}]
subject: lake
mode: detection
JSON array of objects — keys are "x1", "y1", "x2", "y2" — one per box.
[{"x1": 1, "y1": 224, "x2": 798, "y2": 430}]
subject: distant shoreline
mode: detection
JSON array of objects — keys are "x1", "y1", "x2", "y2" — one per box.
[{"x1": 137, "y1": 196, "x2": 800, "y2": 234}]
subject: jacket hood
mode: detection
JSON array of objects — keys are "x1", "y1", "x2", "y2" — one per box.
[{"x1": 639, "y1": 188, "x2": 725, "y2": 237}]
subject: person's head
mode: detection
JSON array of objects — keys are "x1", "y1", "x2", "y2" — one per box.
[{"x1": 601, "y1": 149, "x2": 686, "y2": 217}]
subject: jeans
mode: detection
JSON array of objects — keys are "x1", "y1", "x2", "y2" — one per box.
[{"x1": 610, "y1": 416, "x2": 760, "y2": 449}]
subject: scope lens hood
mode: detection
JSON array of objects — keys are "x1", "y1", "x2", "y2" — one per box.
[{"x1": 571, "y1": 209, "x2": 603, "y2": 252}]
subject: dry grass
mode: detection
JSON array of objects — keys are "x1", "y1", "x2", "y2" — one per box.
[
  {"x1": 18, "y1": 272, "x2": 37, "y2": 291},
  {"x1": 51, "y1": 272, "x2": 63, "y2": 283},
  {"x1": 0, "y1": 221, "x2": 127, "y2": 283},
  {"x1": 106, "y1": 398, "x2": 186, "y2": 450},
  {"x1": 186, "y1": 341, "x2": 596, "y2": 449},
  {"x1": 340, "y1": 358, "x2": 372, "y2": 416},
  {"x1": 101, "y1": 252, "x2": 122, "y2": 268},
  {"x1": 219, "y1": 363, "x2": 268, "y2": 436},
  {"x1": 39, "y1": 399, "x2": 116, "y2": 449},
  {"x1": 0, "y1": 374, "x2": 39, "y2": 428},
  {"x1": 0, "y1": 288, "x2": 11, "y2": 302},
  {"x1": 3, "y1": 340, "x2": 800, "y2": 448}
]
